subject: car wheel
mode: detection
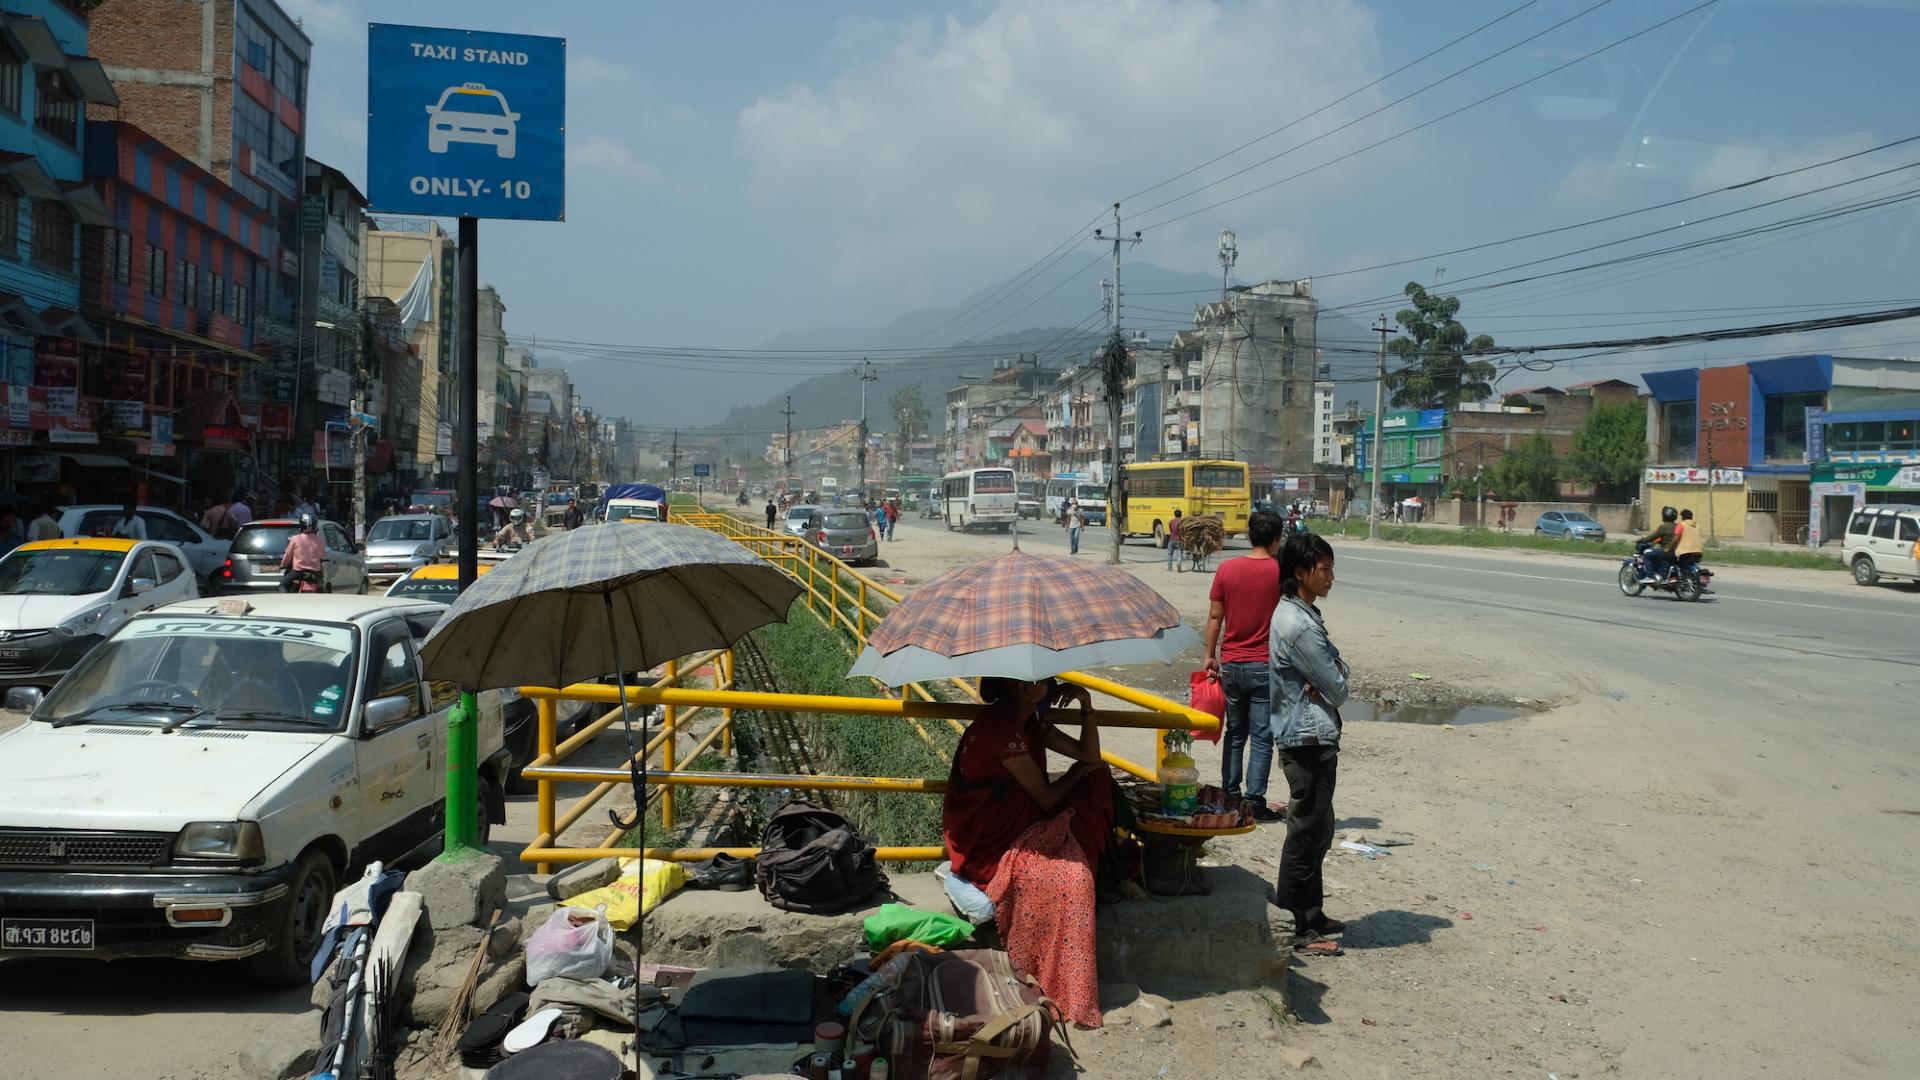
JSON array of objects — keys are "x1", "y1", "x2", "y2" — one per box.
[
  {"x1": 477, "y1": 775, "x2": 499, "y2": 847},
  {"x1": 1534, "y1": 527, "x2": 1546, "y2": 536},
  {"x1": 249, "y1": 849, "x2": 336, "y2": 987},
  {"x1": 1852, "y1": 555, "x2": 1880, "y2": 586}
]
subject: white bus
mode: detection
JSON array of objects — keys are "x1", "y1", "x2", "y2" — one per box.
[
  {"x1": 1044, "y1": 474, "x2": 1111, "y2": 525},
  {"x1": 942, "y1": 467, "x2": 1019, "y2": 532}
]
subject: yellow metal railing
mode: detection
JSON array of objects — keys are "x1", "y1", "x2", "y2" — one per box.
[{"x1": 516, "y1": 506, "x2": 1214, "y2": 872}]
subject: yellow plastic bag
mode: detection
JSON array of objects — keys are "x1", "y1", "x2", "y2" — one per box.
[{"x1": 562, "y1": 858, "x2": 687, "y2": 930}]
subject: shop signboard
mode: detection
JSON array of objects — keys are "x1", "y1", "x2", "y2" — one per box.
[
  {"x1": 0, "y1": 428, "x2": 30, "y2": 447},
  {"x1": 301, "y1": 194, "x2": 327, "y2": 233},
  {"x1": 259, "y1": 404, "x2": 292, "y2": 441},
  {"x1": 151, "y1": 414, "x2": 173, "y2": 448},
  {"x1": 132, "y1": 440, "x2": 176, "y2": 458},
  {"x1": 1805, "y1": 406, "x2": 1826, "y2": 463},
  {"x1": 108, "y1": 400, "x2": 145, "y2": 430},
  {"x1": 2, "y1": 339, "x2": 31, "y2": 386},
  {"x1": 1645, "y1": 467, "x2": 1744, "y2": 485},
  {"x1": 366, "y1": 24, "x2": 568, "y2": 221},
  {"x1": 1812, "y1": 462, "x2": 1920, "y2": 490},
  {"x1": 48, "y1": 401, "x2": 97, "y2": 444},
  {"x1": 5, "y1": 384, "x2": 28, "y2": 428},
  {"x1": 44, "y1": 387, "x2": 77, "y2": 417},
  {"x1": 13, "y1": 454, "x2": 59, "y2": 483},
  {"x1": 312, "y1": 431, "x2": 330, "y2": 468},
  {"x1": 693, "y1": 463, "x2": 711, "y2": 477}
]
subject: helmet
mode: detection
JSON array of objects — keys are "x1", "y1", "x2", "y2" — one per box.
[
  {"x1": 298, "y1": 512, "x2": 318, "y2": 534},
  {"x1": 1661, "y1": 505, "x2": 1678, "y2": 523},
  {"x1": 510, "y1": 508, "x2": 526, "y2": 522}
]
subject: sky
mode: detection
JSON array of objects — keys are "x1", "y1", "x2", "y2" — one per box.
[{"x1": 283, "y1": 0, "x2": 1920, "y2": 426}]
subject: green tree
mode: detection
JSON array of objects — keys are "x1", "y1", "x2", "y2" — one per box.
[
  {"x1": 1385, "y1": 283, "x2": 1496, "y2": 408},
  {"x1": 890, "y1": 385, "x2": 931, "y2": 469},
  {"x1": 1483, "y1": 431, "x2": 1559, "y2": 502},
  {"x1": 1565, "y1": 398, "x2": 1647, "y2": 502}
]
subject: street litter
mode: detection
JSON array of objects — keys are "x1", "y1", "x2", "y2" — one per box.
[
  {"x1": 1474, "y1": 864, "x2": 1497, "y2": 872},
  {"x1": 1339, "y1": 841, "x2": 1391, "y2": 859},
  {"x1": 1460, "y1": 912, "x2": 1473, "y2": 920},
  {"x1": 1409, "y1": 672, "x2": 1432, "y2": 680}
]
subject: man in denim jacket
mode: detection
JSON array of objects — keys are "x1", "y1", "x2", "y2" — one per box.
[{"x1": 1269, "y1": 532, "x2": 1350, "y2": 955}]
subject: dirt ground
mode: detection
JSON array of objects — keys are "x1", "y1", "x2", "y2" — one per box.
[{"x1": 869, "y1": 518, "x2": 1920, "y2": 1080}]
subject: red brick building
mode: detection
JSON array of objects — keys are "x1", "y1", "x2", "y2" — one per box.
[{"x1": 1447, "y1": 380, "x2": 1641, "y2": 487}]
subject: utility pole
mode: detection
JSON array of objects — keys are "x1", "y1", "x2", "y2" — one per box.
[
  {"x1": 350, "y1": 316, "x2": 369, "y2": 544},
  {"x1": 782, "y1": 395, "x2": 795, "y2": 490},
  {"x1": 670, "y1": 429, "x2": 680, "y2": 490},
  {"x1": 1370, "y1": 314, "x2": 1390, "y2": 542},
  {"x1": 1093, "y1": 203, "x2": 1141, "y2": 565},
  {"x1": 857, "y1": 358, "x2": 876, "y2": 501}
]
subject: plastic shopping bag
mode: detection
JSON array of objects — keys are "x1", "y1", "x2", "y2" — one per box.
[
  {"x1": 525, "y1": 906, "x2": 616, "y2": 986},
  {"x1": 1188, "y1": 669, "x2": 1226, "y2": 743},
  {"x1": 562, "y1": 858, "x2": 687, "y2": 931}
]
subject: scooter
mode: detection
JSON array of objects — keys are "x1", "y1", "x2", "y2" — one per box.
[{"x1": 1619, "y1": 542, "x2": 1713, "y2": 602}]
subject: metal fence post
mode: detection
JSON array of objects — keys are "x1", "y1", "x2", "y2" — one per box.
[
  {"x1": 536, "y1": 696, "x2": 557, "y2": 874},
  {"x1": 661, "y1": 658, "x2": 679, "y2": 828},
  {"x1": 720, "y1": 650, "x2": 735, "y2": 756}
]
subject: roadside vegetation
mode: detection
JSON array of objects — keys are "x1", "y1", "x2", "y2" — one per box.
[{"x1": 1318, "y1": 519, "x2": 1843, "y2": 571}]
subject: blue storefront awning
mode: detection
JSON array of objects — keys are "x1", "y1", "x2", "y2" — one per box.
[
  {"x1": 1749, "y1": 354, "x2": 1833, "y2": 396},
  {"x1": 1642, "y1": 367, "x2": 1699, "y2": 403}
]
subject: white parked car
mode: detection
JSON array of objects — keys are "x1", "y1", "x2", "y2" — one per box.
[
  {"x1": 1844, "y1": 503, "x2": 1920, "y2": 586},
  {"x1": 55, "y1": 504, "x2": 228, "y2": 587},
  {"x1": 0, "y1": 594, "x2": 510, "y2": 984},
  {"x1": 0, "y1": 538, "x2": 199, "y2": 693}
]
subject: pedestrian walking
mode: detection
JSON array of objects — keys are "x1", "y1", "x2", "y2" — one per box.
[
  {"x1": 1166, "y1": 508, "x2": 1184, "y2": 571},
  {"x1": 1203, "y1": 510, "x2": 1286, "y2": 821},
  {"x1": 1065, "y1": 499, "x2": 1084, "y2": 555},
  {"x1": 884, "y1": 500, "x2": 899, "y2": 540},
  {"x1": 26, "y1": 502, "x2": 61, "y2": 542},
  {"x1": 563, "y1": 498, "x2": 585, "y2": 530},
  {"x1": 873, "y1": 501, "x2": 888, "y2": 540},
  {"x1": 229, "y1": 491, "x2": 253, "y2": 527},
  {"x1": 1270, "y1": 531, "x2": 1350, "y2": 956},
  {"x1": 764, "y1": 499, "x2": 778, "y2": 531}
]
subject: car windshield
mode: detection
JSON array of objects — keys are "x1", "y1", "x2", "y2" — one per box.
[
  {"x1": 233, "y1": 524, "x2": 298, "y2": 557},
  {"x1": 409, "y1": 492, "x2": 451, "y2": 508},
  {"x1": 787, "y1": 508, "x2": 817, "y2": 521},
  {"x1": 1077, "y1": 485, "x2": 1107, "y2": 502},
  {"x1": 608, "y1": 503, "x2": 660, "y2": 522},
  {"x1": 972, "y1": 470, "x2": 1015, "y2": 494},
  {"x1": 369, "y1": 518, "x2": 435, "y2": 542},
  {"x1": 0, "y1": 549, "x2": 125, "y2": 596},
  {"x1": 388, "y1": 578, "x2": 465, "y2": 602},
  {"x1": 38, "y1": 618, "x2": 358, "y2": 730},
  {"x1": 824, "y1": 512, "x2": 870, "y2": 530},
  {"x1": 1194, "y1": 466, "x2": 1246, "y2": 489},
  {"x1": 442, "y1": 90, "x2": 507, "y2": 115}
]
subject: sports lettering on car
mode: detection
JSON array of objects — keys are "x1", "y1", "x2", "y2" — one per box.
[{"x1": 131, "y1": 620, "x2": 353, "y2": 653}]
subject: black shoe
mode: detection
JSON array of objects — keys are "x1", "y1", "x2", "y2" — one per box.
[
  {"x1": 685, "y1": 853, "x2": 753, "y2": 891},
  {"x1": 1251, "y1": 804, "x2": 1286, "y2": 823}
]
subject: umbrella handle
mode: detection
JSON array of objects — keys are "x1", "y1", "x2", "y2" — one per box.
[{"x1": 609, "y1": 806, "x2": 640, "y2": 831}]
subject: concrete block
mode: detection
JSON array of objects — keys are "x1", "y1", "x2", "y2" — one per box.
[
  {"x1": 406, "y1": 852, "x2": 508, "y2": 931},
  {"x1": 400, "y1": 920, "x2": 528, "y2": 1027},
  {"x1": 546, "y1": 857, "x2": 621, "y2": 902}
]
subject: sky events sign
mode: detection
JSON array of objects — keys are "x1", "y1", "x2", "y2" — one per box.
[{"x1": 367, "y1": 24, "x2": 566, "y2": 221}]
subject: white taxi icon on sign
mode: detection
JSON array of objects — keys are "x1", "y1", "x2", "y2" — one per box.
[{"x1": 425, "y1": 82, "x2": 520, "y2": 159}]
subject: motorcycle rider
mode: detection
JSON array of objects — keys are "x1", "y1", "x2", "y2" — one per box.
[
  {"x1": 281, "y1": 513, "x2": 328, "y2": 592},
  {"x1": 492, "y1": 507, "x2": 534, "y2": 548},
  {"x1": 1639, "y1": 506, "x2": 1680, "y2": 583},
  {"x1": 1674, "y1": 508, "x2": 1705, "y2": 574}
]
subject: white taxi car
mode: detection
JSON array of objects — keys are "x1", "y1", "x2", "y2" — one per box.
[
  {"x1": 0, "y1": 538, "x2": 199, "y2": 694},
  {"x1": 0, "y1": 595, "x2": 509, "y2": 985},
  {"x1": 425, "y1": 82, "x2": 519, "y2": 158}
]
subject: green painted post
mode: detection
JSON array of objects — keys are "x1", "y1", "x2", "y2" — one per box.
[{"x1": 442, "y1": 690, "x2": 480, "y2": 857}]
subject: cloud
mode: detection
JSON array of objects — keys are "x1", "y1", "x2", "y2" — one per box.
[
  {"x1": 575, "y1": 134, "x2": 662, "y2": 184},
  {"x1": 737, "y1": 0, "x2": 1383, "y2": 292},
  {"x1": 571, "y1": 53, "x2": 631, "y2": 84}
]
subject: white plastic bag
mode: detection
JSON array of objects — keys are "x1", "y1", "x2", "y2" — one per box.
[
  {"x1": 934, "y1": 860, "x2": 995, "y2": 925},
  {"x1": 525, "y1": 905, "x2": 615, "y2": 986}
]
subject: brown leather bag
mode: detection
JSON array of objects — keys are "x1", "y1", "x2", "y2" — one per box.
[{"x1": 852, "y1": 948, "x2": 1060, "y2": 1080}]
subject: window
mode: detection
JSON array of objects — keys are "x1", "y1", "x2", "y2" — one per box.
[
  {"x1": 364, "y1": 623, "x2": 422, "y2": 720},
  {"x1": 1762, "y1": 391, "x2": 1825, "y2": 460},
  {"x1": 33, "y1": 70, "x2": 77, "y2": 145},
  {"x1": 0, "y1": 36, "x2": 21, "y2": 116},
  {"x1": 0, "y1": 185, "x2": 16, "y2": 261},
  {"x1": 1900, "y1": 517, "x2": 1919, "y2": 543},
  {"x1": 153, "y1": 552, "x2": 185, "y2": 583},
  {"x1": 147, "y1": 245, "x2": 168, "y2": 297},
  {"x1": 325, "y1": 524, "x2": 352, "y2": 551},
  {"x1": 138, "y1": 512, "x2": 197, "y2": 545},
  {"x1": 1872, "y1": 515, "x2": 1897, "y2": 540},
  {"x1": 179, "y1": 261, "x2": 198, "y2": 308},
  {"x1": 1414, "y1": 433, "x2": 1444, "y2": 466},
  {"x1": 111, "y1": 230, "x2": 131, "y2": 284},
  {"x1": 127, "y1": 551, "x2": 158, "y2": 587},
  {"x1": 1662, "y1": 400, "x2": 1697, "y2": 462},
  {"x1": 1848, "y1": 512, "x2": 1872, "y2": 536},
  {"x1": 208, "y1": 272, "x2": 224, "y2": 314},
  {"x1": 29, "y1": 200, "x2": 73, "y2": 271},
  {"x1": 234, "y1": 283, "x2": 251, "y2": 326}
]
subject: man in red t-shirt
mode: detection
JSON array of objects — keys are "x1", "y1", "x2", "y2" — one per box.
[{"x1": 1202, "y1": 509, "x2": 1286, "y2": 820}]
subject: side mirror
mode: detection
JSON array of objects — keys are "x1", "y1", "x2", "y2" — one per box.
[
  {"x1": 4, "y1": 687, "x2": 42, "y2": 713},
  {"x1": 129, "y1": 577, "x2": 156, "y2": 594},
  {"x1": 362, "y1": 695, "x2": 415, "y2": 731}
]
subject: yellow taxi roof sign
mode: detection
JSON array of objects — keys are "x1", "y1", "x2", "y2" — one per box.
[
  {"x1": 410, "y1": 563, "x2": 493, "y2": 581},
  {"x1": 17, "y1": 538, "x2": 137, "y2": 554}
]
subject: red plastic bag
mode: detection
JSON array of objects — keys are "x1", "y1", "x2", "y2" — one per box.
[{"x1": 1188, "y1": 670, "x2": 1225, "y2": 743}]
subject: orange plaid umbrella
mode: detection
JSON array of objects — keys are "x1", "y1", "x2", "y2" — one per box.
[{"x1": 850, "y1": 550, "x2": 1198, "y2": 685}]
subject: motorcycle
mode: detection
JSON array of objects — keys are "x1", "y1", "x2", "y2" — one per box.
[
  {"x1": 282, "y1": 568, "x2": 327, "y2": 594},
  {"x1": 1619, "y1": 542, "x2": 1713, "y2": 602}
]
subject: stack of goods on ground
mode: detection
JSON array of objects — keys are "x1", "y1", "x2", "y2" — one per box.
[{"x1": 1178, "y1": 515, "x2": 1224, "y2": 559}]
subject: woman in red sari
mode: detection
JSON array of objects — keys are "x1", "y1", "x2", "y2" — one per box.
[{"x1": 943, "y1": 676, "x2": 1113, "y2": 1028}]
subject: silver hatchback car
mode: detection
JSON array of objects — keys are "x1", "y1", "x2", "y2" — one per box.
[
  {"x1": 807, "y1": 509, "x2": 881, "y2": 566},
  {"x1": 362, "y1": 514, "x2": 452, "y2": 582},
  {"x1": 214, "y1": 519, "x2": 370, "y2": 594}
]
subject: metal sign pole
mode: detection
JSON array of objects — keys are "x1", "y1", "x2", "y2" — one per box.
[{"x1": 446, "y1": 215, "x2": 481, "y2": 856}]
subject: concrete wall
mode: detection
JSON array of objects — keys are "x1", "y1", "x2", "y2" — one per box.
[
  {"x1": 1433, "y1": 497, "x2": 1635, "y2": 533},
  {"x1": 1645, "y1": 482, "x2": 1747, "y2": 543}
]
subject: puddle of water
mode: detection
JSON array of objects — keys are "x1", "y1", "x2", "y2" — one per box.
[{"x1": 1346, "y1": 701, "x2": 1527, "y2": 725}]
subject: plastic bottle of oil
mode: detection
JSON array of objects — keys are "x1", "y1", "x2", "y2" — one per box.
[{"x1": 1158, "y1": 732, "x2": 1200, "y2": 816}]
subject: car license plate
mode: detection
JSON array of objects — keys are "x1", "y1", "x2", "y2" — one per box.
[
  {"x1": 0, "y1": 648, "x2": 28, "y2": 660},
  {"x1": 260, "y1": 560, "x2": 280, "y2": 571},
  {"x1": 842, "y1": 546, "x2": 857, "y2": 556},
  {"x1": 2, "y1": 918, "x2": 94, "y2": 951}
]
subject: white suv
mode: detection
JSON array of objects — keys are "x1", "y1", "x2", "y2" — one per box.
[{"x1": 1843, "y1": 504, "x2": 1920, "y2": 586}]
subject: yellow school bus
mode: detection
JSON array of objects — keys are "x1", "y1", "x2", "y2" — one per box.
[{"x1": 1121, "y1": 460, "x2": 1251, "y2": 547}]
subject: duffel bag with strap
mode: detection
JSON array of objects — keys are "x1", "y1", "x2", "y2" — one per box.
[{"x1": 852, "y1": 948, "x2": 1060, "y2": 1080}]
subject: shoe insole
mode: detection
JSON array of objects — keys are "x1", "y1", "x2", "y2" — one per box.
[{"x1": 503, "y1": 1006, "x2": 563, "y2": 1054}]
